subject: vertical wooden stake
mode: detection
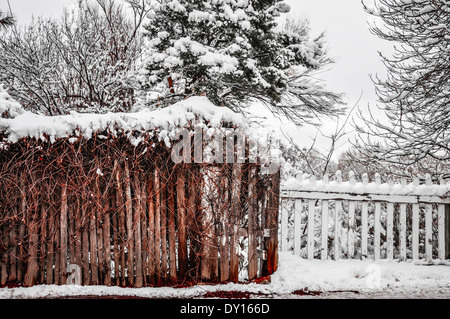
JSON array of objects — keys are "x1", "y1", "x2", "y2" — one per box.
[
  {"x1": 124, "y1": 160, "x2": 134, "y2": 286},
  {"x1": 147, "y1": 173, "x2": 156, "y2": 285},
  {"x1": 386, "y1": 202, "x2": 394, "y2": 261},
  {"x1": 293, "y1": 199, "x2": 302, "y2": 256},
  {"x1": 445, "y1": 204, "x2": 450, "y2": 260},
  {"x1": 248, "y1": 166, "x2": 258, "y2": 281},
  {"x1": 154, "y1": 168, "x2": 162, "y2": 286},
  {"x1": 167, "y1": 173, "x2": 177, "y2": 284},
  {"x1": 321, "y1": 200, "x2": 329, "y2": 260},
  {"x1": 59, "y1": 182, "x2": 68, "y2": 285},
  {"x1": 399, "y1": 203, "x2": 407, "y2": 261},
  {"x1": 177, "y1": 168, "x2": 188, "y2": 280},
  {"x1": 134, "y1": 175, "x2": 143, "y2": 288},
  {"x1": 230, "y1": 163, "x2": 242, "y2": 282}
]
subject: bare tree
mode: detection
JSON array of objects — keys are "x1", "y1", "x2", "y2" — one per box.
[
  {"x1": 0, "y1": 0, "x2": 148, "y2": 115},
  {"x1": 355, "y1": 0, "x2": 450, "y2": 169}
]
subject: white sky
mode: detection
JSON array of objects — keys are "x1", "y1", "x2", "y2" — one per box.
[{"x1": 3, "y1": 0, "x2": 393, "y2": 160}]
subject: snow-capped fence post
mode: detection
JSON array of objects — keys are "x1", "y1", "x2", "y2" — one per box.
[{"x1": 281, "y1": 171, "x2": 450, "y2": 263}]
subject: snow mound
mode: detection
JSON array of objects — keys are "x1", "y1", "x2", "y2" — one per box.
[
  {"x1": 0, "y1": 84, "x2": 25, "y2": 119},
  {"x1": 0, "y1": 96, "x2": 253, "y2": 145}
]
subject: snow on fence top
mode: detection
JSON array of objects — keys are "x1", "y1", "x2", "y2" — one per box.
[
  {"x1": 282, "y1": 171, "x2": 450, "y2": 198},
  {"x1": 0, "y1": 95, "x2": 274, "y2": 147}
]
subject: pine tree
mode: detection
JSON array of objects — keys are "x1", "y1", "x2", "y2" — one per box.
[
  {"x1": 0, "y1": 10, "x2": 14, "y2": 28},
  {"x1": 139, "y1": 0, "x2": 344, "y2": 125}
]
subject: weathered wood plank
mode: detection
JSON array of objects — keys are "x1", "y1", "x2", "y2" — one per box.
[
  {"x1": 307, "y1": 199, "x2": 315, "y2": 260},
  {"x1": 334, "y1": 200, "x2": 342, "y2": 261},
  {"x1": 425, "y1": 203, "x2": 433, "y2": 262},
  {"x1": 348, "y1": 200, "x2": 355, "y2": 259},
  {"x1": 399, "y1": 203, "x2": 407, "y2": 261},
  {"x1": 293, "y1": 199, "x2": 302, "y2": 257},
  {"x1": 147, "y1": 173, "x2": 156, "y2": 285},
  {"x1": 281, "y1": 200, "x2": 289, "y2": 253},
  {"x1": 386, "y1": 202, "x2": 394, "y2": 260},
  {"x1": 412, "y1": 203, "x2": 420, "y2": 261},
  {"x1": 248, "y1": 166, "x2": 258, "y2": 281},
  {"x1": 361, "y1": 201, "x2": 368, "y2": 259},
  {"x1": 124, "y1": 160, "x2": 134, "y2": 286},
  {"x1": 264, "y1": 169, "x2": 280, "y2": 276},
  {"x1": 134, "y1": 174, "x2": 143, "y2": 288},
  {"x1": 374, "y1": 202, "x2": 381, "y2": 260},
  {"x1": 437, "y1": 204, "x2": 445, "y2": 261},
  {"x1": 230, "y1": 163, "x2": 242, "y2": 282},
  {"x1": 167, "y1": 173, "x2": 177, "y2": 284},
  {"x1": 59, "y1": 182, "x2": 68, "y2": 285},
  {"x1": 154, "y1": 168, "x2": 162, "y2": 286},
  {"x1": 176, "y1": 168, "x2": 188, "y2": 280},
  {"x1": 321, "y1": 200, "x2": 329, "y2": 260}
]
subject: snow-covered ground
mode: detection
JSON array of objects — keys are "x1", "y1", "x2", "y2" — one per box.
[{"x1": 1, "y1": 252, "x2": 449, "y2": 299}]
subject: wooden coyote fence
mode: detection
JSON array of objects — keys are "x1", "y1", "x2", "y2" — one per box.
[
  {"x1": 280, "y1": 172, "x2": 450, "y2": 262},
  {"x1": 0, "y1": 133, "x2": 280, "y2": 288}
]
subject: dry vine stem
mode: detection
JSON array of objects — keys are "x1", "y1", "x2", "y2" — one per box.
[{"x1": 0, "y1": 131, "x2": 280, "y2": 287}]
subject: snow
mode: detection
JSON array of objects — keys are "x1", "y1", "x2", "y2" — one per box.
[
  {"x1": 1, "y1": 253, "x2": 449, "y2": 299},
  {"x1": 282, "y1": 175, "x2": 450, "y2": 197},
  {"x1": 0, "y1": 96, "x2": 252, "y2": 145}
]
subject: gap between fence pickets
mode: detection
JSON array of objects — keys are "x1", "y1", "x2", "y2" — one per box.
[{"x1": 279, "y1": 173, "x2": 450, "y2": 262}]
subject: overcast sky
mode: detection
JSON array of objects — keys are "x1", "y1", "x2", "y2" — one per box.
[{"x1": 3, "y1": 0, "x2": 393, "y2": 159}]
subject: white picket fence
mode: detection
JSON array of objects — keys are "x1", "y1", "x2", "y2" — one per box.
[{"x1": 280, "y1": 172, "x2": 450, "y2": 263}]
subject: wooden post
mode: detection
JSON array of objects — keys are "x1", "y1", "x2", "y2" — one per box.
[
  {"x1": 446, "y1": 204, "x2": 450, "y2": 260},
  {"x1": 115, "y1": 161, "x2": 126, "y2": 286},
  {"x1": 219, "y1": 167, "x2": 230, "y2": 282},
  {"x1": 321, "y1": 200, "x2": 329, "y2": 260},
  {"x1": 248, "y1": 165, "x2": 258, "y2": 281},
  {"x1": 133, "y1": 175, "x2": 143, "y2": 288},
  {"x1": 103, "y1": 198, "x2": 111, "y2": 286},
  {"x1": 112, "y1": 190, "x2": 120, "y2": 286},
  {"x1": 1, "y1": 229, "x2": 8, "y2": 286},
  {"x1": 307, "y1": 199, "x2": 315, "y2": 260},
  {"x1": 176, "y1": 168, "x2": 188, "y2": 280},
  {"x1": 293, "y1": 199, "x2": 302, "y2": 256},
  {"x1": 46, "y1": 204, "x2": 55, "y2": 285},
  {"x1": 147, "y1": 173, "x2": 156, "y2": 285},
  {"x1": 263, "y1": 169, "x2": 280, "y2": 276},
  {"x1": 124, "y1": 160, "x2": 134, "y2": 286},
  {"x1": 24, "y1": 175, "x2": 41, "y2": 287},
  {"x1": 154, "y1": 168, "x2": 162, "y2": 286},
  {"x1": 280, "y1": 200, "x2": 289, "y2": 253},
  {"x1": 140, "y1": 180, "x2": 148, "y2": 287},
  {"x1": 334, "y1": 172, "x2": 342, "y2": 261},
  {"x1": 386, "y1": 202, "x2": 394, "y2": 261},
  {"x1": 81, "y1": 197, "x2": 90, "y2": 286},
  {"x1": 39, "y1": 203, "x2": 47, "y2": 284},
  {"x1": 167, "y1": 173, "x2": 177, "y2": 284},
  {"x1": 229, "y1": 163, "x2": 242, "y2": 282},
  {"x1": 59, "y1": 182, "x2": 68, "y2": 285},
  {"x1": 160, "y1": 169, "x2": 168, "y2": 283}
]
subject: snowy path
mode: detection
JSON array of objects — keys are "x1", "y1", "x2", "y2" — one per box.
[{"x1": 1, "y1": 253, "x2": 449, "y2": 299}]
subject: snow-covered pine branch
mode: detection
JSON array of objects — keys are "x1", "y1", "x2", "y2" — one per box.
[{"x1": 137, "y1": 0, "x2": 344, "y2": 126}]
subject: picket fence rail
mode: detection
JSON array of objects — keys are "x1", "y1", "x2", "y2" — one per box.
[{"x1": 280, "y1": 172, "x2": 450, "y2": 263}]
